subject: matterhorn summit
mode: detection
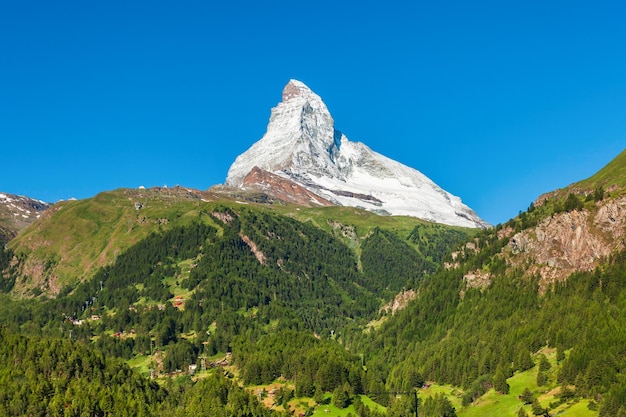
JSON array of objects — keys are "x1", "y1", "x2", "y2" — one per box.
[{"x1": 225, "y1": 80, "x2": 489, "y2": 228}]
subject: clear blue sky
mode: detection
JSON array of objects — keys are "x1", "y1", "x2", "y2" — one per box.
[{"x1": 1, "y1": 1, "x2": 624, "y2": 225}]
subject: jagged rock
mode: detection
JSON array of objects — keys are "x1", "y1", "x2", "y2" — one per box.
[
  {"x1": 380, "y1": 289, "x2": 417, "y2": 315},
  {"x1": 240, "y1": 166, "x2": 334, "y2": 207},
  {"x1": 506, "y1": 196, "x2": 626, "y2": 289}
]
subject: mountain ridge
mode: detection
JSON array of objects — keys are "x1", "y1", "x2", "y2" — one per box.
[{"x1": 0, "y1": 192, "x2": 50, "y2": 244}]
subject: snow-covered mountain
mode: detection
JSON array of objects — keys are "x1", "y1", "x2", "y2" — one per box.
[
  {"x1": 0, "y1": 192, "x2": 50, "y2": 243},
  {"x1": 226, "y1": 80, "x2": 489, "y2": 228}
]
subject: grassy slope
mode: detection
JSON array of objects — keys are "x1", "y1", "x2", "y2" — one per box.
[
  {"x1": 578, "y1": 148, "x2": 626, "y2": 192},
  {"x1": 8, "y1": 188, "x2": 221, "y2": 295},
  {"x1": 8, "y1": 187, "x2": 472, "y2": 296},
  {"x1": 452, "y1": 350, "x2": 598, "y2": 417}
]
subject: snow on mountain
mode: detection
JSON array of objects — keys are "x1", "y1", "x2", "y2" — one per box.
[
  {"x1": 0, "y1": 192, "x2": 51, "y2": 242},
  {"x1": 225, "y1": 80, "x2": 489, "y2": 228}
]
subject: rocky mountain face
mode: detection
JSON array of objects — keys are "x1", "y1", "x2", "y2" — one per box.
[
  {"x1": 240, "y1": 167, "x2": 334, "y2": 207},
  {"x1": 457, "y1": 149, "x2": 626, "y2": 292},
  {"x1": 225, "y1": 80, "x2": 489, "y2": 229},
  {"x1": 0, "y1": 192, "x2": 50, "y2": 244},
  {"x1": 505, "y1": 194, "x2": 626, "y2": 290}
]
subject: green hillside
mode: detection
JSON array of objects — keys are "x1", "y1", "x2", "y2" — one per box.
[
  {"x1": 2, "y1": 149, "x2": 626, "y2": 417},
  {"x1": 578, "y1": 148, "x2": 626, "y2": 192},
  {"x1": 6, "y1": 187, "x2": 471, "y2": 297},
  {"x1": 0, "y1": 189, "x2": 474, "y2": 416},
  {"x1": 357, "y1": 217, "x2": 626, "y2": 417}
]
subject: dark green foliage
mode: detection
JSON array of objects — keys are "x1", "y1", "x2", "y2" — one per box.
[
  {"x1": 161, "y1": 371, "x2": 283, "y2": 417},
  {"x1": 332, "y1": 384, "x2": 351, "y2": 408},
  {"x1": 0, "y1": 327, "x2": 286, "y2": 416},
  {"x1": 273, "y1": 387, "x2": 294, "y2": 407},
  {"x1": 420, "y1": 393, "x2": 457, "y2": 417},
  {"x1": 94, "y1": 333, "x2": 135, "y2": 359},
  {"x1": 462, "y1": 375, "x2": 493, "y2": 406},
  {"x1": 361, "y1": 227, "x2": 429, "y2": 295},
  {"x1": 232, "y1": 330, "x2": 363, "y2": 394},
  {"x1": 313, "y1": 385, "x2": 325, "y2": 405},
  {"x1": 538, "y1": 354, "x2": 551, "y2": 372},
  {"x1": 562, "y1": 193, "x2": 584, "y2": 212},
  {"x1": 586, "y1": 186, "x2": 605, "y2": 202},
  {"x1": 0, "y1": 246, "x2": 18, "y2": 293},
  {"x1": 183, "y1": 208, "x2": 381, "y2": 336},
  {"x1": 493, "y1": 364, "x2": 510, "y2": 394},
  {"x1": 163, "y1": 339, "x2": 198, "y2": 373},
  {"x1": 531, "y1": 399, "x2": 546, "y2": 416},
  {"x1": 536, "y1": 370, "x2": 548, "y2": 387},
  {"x1": 599, "y1": 381, "x2": 626, "y2": 417},
  {"x1": 0, "y1": 327, "x2": 166, "y2": 416},
  {"x1": 407, "y1": 223, "x2": 470, "y2": 264},
  {"x1": 515, "y1": 349, "x2": 536, "y2": 373},
  {"x1": 520, "y1": 387, "x2": 534, "y2": 404}
]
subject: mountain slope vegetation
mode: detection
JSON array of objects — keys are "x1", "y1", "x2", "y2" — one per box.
[
  {"x1": 357, "y1": 149, "x2": 626, "y2": 416},
  {"x1": 0, "y1": 190, "x2": 472, "y2": 415},
  {"x1": 1, "y1": 149, "x2": 625, "y2": 416}
]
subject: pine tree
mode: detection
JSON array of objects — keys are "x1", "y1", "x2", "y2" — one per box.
[
  {"x1": 538, "y1": 354, "x2": 551, "y2": 372},
  {"x1": 493, "y1": 365, "x2": 510, "y2": 394},
  {"x1": 531, "y1": 399, "x2": 545, "y2": 416},
  {"x1": 536, "y1": 370, "x2": 548, "y2": 387},
  {"x1": 332, "y1": 385, "x2": 350, "y2": 409},
  {"x1": 314, "y1": 385, "x2": 325, "y2": 405},
  {"x1": 520, "y1": 387, "x2": 534, "y2": 404}
]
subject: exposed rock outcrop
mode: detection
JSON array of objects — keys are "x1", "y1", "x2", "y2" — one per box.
[
  {"x1": 507, "y1": 196, "x2": 626, "y2": 289},
  {"x1": 241, "y1": 166, "x2": 334, "y2": 207}
]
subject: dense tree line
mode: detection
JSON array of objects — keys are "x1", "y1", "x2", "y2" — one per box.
[
  {"x1": 407, "y1": 223, "x2": 470, "y2": 265},
  {"x1": 231, "y1": 330, "x2": 366, "y2": 395},
  {"x1": 361, "y1": 227, "x2": 429, "y2": 296},
  {"x1": 0, "y1": 327, "x2": 165, "y2": 416},
  {"x1": 359, "y1": 211, "x2": 626, "y2": 416},
  {"x1": 0, "y1": 204, "x2": 474, "y2": 415},
  {"x1": 180, "y1": 208, "x2": 385, "y2": 338},
  {"x1": 0, "y1": 327, "x2": 287, "y2": 416}
]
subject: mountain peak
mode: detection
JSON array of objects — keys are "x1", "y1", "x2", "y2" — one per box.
[
  {"x1": 282, "y1": 79, "x2": 314, "y2": 102},
  {"x1": 226, "y1": 81, "x2": 489, "y2": 228}
]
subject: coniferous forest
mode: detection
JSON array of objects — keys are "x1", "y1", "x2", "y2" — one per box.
[{"x1": 2, "y1": 184, "x2": 626, "y2": 416}]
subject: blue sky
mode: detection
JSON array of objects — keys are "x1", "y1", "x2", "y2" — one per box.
[{"x1": 1, "y1": 1, "x2": 624, "y2": 225}]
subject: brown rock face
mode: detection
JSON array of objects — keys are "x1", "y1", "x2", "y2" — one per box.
[
  {"x1": 241, "y1": 167, "x2": 335, "y2": 207},
  {"x1": 507, "y1": 196, "x2": 626, "y2": 289},
  {"x1": 380, "y1": 289, "x2": 417, "y2": 315},
  {"x1": 282, "y1": 81, "x2": 301, "y2": 102}
]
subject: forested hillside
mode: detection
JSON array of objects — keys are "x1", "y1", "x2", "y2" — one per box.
[
  {"x1": 2, "y1": 149, "x2": 626, "y2": 417},
  {"x1": 358, "y1": 188, "x2": 626, "y2": 416},
  {"x1": 0, "y1": 327, "x2": 285, "y2": 416},
  {"x1": 0, "y1": 195, "x2": 470, "y2": 416}
]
